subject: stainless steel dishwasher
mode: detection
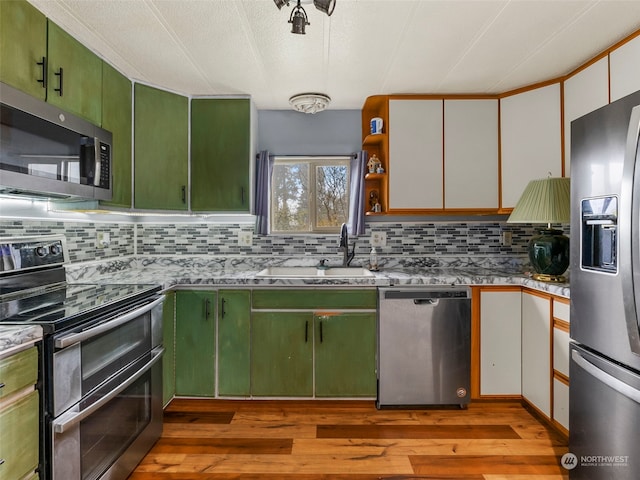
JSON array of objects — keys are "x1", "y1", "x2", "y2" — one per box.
[{"x1": 377, "y1": 286, "x2": 471, "y2": 408}]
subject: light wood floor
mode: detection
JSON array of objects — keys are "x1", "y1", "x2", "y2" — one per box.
[{"x1": 129, "y1": 399, "x2": 569, "y2": 480}]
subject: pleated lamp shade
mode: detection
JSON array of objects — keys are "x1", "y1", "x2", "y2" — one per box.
[
  {"x1": 507, "y1": 177, "x2": 570, "y2": 225},
  {"x1": 507, "y1": 176, "x2": 571, "y2": 282}
]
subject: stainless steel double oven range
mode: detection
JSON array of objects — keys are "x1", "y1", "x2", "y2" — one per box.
[{"x1": 0, "y1": 235, "x2": 164, "y2": 480}]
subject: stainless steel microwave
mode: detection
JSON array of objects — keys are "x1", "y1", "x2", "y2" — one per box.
[{"x1": 0, "y1": 82, "x2": 112, "y2": 200}]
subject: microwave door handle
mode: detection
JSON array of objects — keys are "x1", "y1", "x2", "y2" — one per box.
[
  {"x1": 572, "y1": 349, "x2": 640, "y2": 405},
  {"x1": 93, "y1": 137, "x2": 101, "y2": 186},
  {"x1": 54, "y1": 295, "x2": 164, "y2": 349},
  {"x1": 52, "y1": 346, "x2": 164, "y2": 434},
  {"x1": 620, "y1": 105, "x2": 640, "y2": 355}
]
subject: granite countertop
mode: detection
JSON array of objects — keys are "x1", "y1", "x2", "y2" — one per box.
[
  {"x1": 1, "y1": 257, "x2": 569, "y2": 356},
  {"x1": 65, "y1": 256, "x2": 570, "y2": 298},
  {"x1": 0, "y1": 325, "x2": 43, "y2": 359}
]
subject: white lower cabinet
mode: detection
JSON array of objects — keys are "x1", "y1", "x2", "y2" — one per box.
[
  {"x1": 553, "y1": 378, "x2": 570, "y2": 431},
  {"x1": 480, "y1": 289, "x2": 522, "y2": 395},
  {"x1": 521, "y1": 291, "x2": 551, "y2": 418}
]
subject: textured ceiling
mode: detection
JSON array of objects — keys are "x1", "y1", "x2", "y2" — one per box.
[{"x1": 27, "y1": 0, "x2": 640, "y2": 110}]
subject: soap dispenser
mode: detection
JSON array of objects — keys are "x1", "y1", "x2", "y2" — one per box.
[{"x1": 369, "y1": 246, "x2": 379, "y2": 271}]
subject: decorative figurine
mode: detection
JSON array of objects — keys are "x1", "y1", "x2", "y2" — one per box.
[
  {"x1": 367, "y1": 154, "x2": 381, "y2": 174},
  {"x1": 369, "y1": 190, "x2": 379, "y2": 211}
]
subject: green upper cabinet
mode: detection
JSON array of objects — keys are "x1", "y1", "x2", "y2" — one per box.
[
  {"x1": 46, "y1": 21, "x2": 103, "y2": 125},
  {"x1": 314, "y1": 313, "x2": 376, "y2": 397},
  {"x1": 175, "y1": 290, "x2": 216, "y2": 397},
  {"x1": 217, "y1": 290, "x2": 251, "y2": 396},
  {"x1": 191, "y1": 98, "x2": 251, "y2": 212},
  {"x1": 134, "y1": 83, "x2": 189, "y2": 210},
  {"x1": 100, "y1": 63, "x2": 132, "y2": 208},
  {"x1": 0, "y1": 0, "x2": 48, "y2": 99}
]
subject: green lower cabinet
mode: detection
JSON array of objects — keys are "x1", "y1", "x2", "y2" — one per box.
[
  {"x1": 162, "y1": 291, "x2": 176, "y2": 406},
  {"x1": 314, "y1": 313, "x2": 377, "y2": 397},
  {"x1": 217, "y1": 290, "x2": 251, "y2": 396},
  {"x1": 0, "y1": 390, "x2": 39, "y2": 480},
  {"x1": 175, "y1": 290, "x2": 216, "y2": 396},
  {"x1": 251, "y1": 312, "x2": 313, "y2": 397}
]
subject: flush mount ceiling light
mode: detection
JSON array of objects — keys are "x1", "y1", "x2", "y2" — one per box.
[
  {"x1": 274, "y1": 0, "x2": 336, "y2": 35},
  {"x1": 289, "y1": 93, "x2": 331, "y2": 114}
]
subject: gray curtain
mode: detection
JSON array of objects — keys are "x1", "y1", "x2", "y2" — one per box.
[
  {"x1": 348, "y1": 150, "x2": 367, "y2": 235},
  {"x1": 255, "y1": 150, "x2": 273, "y2": 235}
]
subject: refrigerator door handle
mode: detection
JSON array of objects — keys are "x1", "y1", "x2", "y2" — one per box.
[
  {"x1": 620, "y1": 105, "x2": 640, "y2": 355},
  {"x1": 572, "y1": 349, "x2": 640, "y2": 405}
]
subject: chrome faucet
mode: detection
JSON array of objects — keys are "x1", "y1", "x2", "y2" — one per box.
[{"x1": 339, "y1": 223, "x2": 355, "y2": 267}]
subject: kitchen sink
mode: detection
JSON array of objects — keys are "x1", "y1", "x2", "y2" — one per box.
[{"x1": 256, "y1": 266, "x2": 375, "y2": 278}]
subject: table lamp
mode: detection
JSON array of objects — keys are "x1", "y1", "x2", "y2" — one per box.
[{"x1": 507, "y1": 176, "x2": 571, "y2": 282}]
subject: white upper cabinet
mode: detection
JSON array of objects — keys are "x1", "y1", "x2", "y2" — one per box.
[
  {"x1": 610, "y1": 35, "x2": 640, "y2": 103},
  {"x1": 389, "y1": 99, "x2": 443, "y2": 210},
  {"x1": 444, "y1": 99, "x2": 498, "y2": 209},
  {"x1": 563, "y1": 58, "x2": 609, "y2": 176},
  {"x1": 500, "y1": 84, "x2": 562, "y2": 209}
]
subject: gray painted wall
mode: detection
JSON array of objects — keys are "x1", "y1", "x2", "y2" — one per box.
[{"x1": 257, "y1": 109, "x2": 361, "y2": 155}]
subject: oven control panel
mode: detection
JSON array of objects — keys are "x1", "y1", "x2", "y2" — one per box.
[{"x1": 0, "y1": 235, "x2": 67, "y2": 273}]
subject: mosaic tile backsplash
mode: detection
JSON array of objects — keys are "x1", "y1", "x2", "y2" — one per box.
[{"x1": 0, "y1": 219, "x2": 567, "y2": 266}]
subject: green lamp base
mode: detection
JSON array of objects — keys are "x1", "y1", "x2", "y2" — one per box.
[{"x1": 528, "y1": 228, "x2": 570, "y2": 283}]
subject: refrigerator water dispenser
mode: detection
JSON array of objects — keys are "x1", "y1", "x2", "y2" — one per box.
[{"x1": 581, "y1": 196, "x2": 618, "y2": 273}]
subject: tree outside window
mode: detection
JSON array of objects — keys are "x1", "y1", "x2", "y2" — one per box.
[{"x1": 270, "y1": 157, "x2": 350, "y2": 233}]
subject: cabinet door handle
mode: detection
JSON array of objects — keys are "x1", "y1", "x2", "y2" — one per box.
[
  {"x1": 0, "y1": 458, "x2": 4, "y2": 466},
  {"x1": 205, "y1": 298, "x2": 211, "y2": 320},
  {"x1": 220, "y1": 298, "x2": 226, "y2": 319},
  {"x1": 305, "y1": 320, "x2": 309, "y2": 343},
  {"x1": 181, "y1": 185, "x2": 186, "y2": 204},
  {"x1": 36, "y1": 56, "x2": 47, "y2": 89},
  {"x1": 319, "y1": 320, "x2": 324, "y2": 343},
  {"x1": 54, "y1": 67, "x2": 63, "y2": 96},
  {"x1": 0, "y1": 382, "x2": 5, "y2": 389}
]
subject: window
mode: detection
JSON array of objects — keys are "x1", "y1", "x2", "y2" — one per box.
[{"x1": 270, "y1": 156, "x2": 351, "y2": 233}]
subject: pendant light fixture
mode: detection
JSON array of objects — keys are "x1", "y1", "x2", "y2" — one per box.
[{"x1": 273, "y1": 0, "x2": 336, "y2": 35}]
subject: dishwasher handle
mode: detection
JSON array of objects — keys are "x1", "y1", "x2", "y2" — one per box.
[
  {"x1": 414, "y1": 298, "x2": 438, "y2": 305},
  {"x1": 382, "y1": 289, "x2": 469, "y2": 300}
]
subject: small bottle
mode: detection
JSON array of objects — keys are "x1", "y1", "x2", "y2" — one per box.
[{"x1": 369, "y1": 246, "x2": 379, "y2": 271}]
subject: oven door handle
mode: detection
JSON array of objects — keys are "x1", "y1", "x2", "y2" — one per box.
[
  {"x1": 52, "y1": 346, "x2": 164, "y2": 434},
  {"x1": 55, "y1": 295, "x2": 164, "y2": 348}
]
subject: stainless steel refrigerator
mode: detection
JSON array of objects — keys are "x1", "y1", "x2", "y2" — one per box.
[{"x1": 569, "y1": 89, "x2": 640, "y2": 479}]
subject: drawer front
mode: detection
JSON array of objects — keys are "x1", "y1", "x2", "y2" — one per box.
[
  {"x1": 553, "y1": 298, "x2": 570, "y2": 323},
  {"x1": 0, "y1": 347, "x2": 38, "y2": 399},
  {"x1": 553, "y1": 327, "x2": 571, "y2": 377},
  {"x1": 252, "y1": 289, "x2": 377, "y2": 310},
  {"x1": 0, "y1": 389, "x2": 39, "y2": 480}
]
